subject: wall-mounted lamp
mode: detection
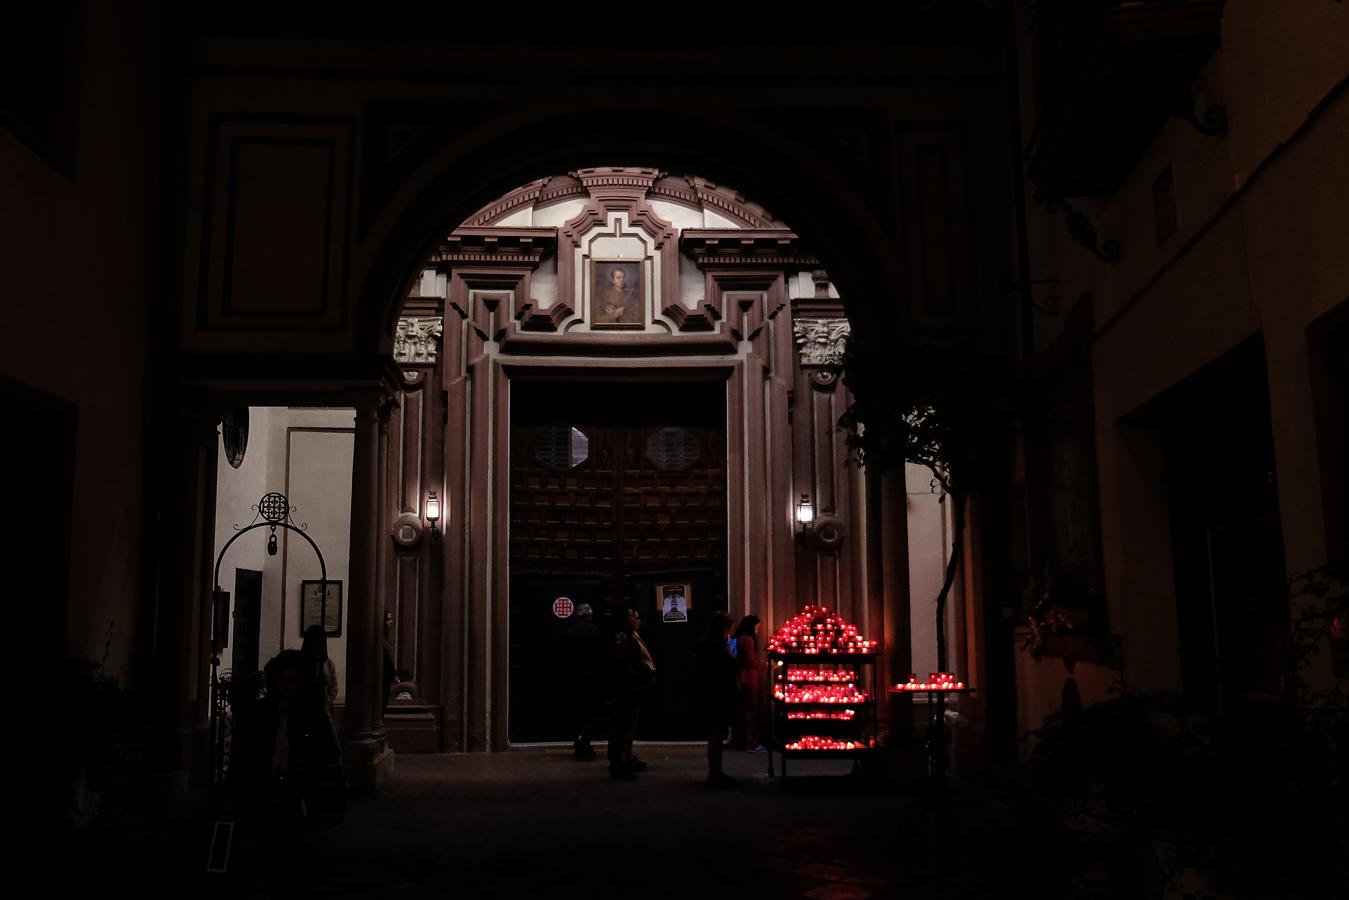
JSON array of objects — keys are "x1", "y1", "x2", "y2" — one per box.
[
  {"x1": 425, "y1": 490, "x2": 441, "y2": 535},
  {"x1": 796, "y1": 494, "x2": 814, "y2": 533}
]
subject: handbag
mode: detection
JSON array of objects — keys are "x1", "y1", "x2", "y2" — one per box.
[{"x1": 299, "y1": 763, "x2": 347, "y2": 834}]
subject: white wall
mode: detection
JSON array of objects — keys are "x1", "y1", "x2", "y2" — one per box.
[
  {"x1": 213, "y1": 408, "x2": 272, "y2": 675},
  {"x1": 212, "y1": 407, "x2": 354, "y2": 698},
  {"x1": 906, "y1": 462, "x2": 962, "y2": 683},
  {"x1": 280, "y1": 416, "x2": 354, "y2": 700}
]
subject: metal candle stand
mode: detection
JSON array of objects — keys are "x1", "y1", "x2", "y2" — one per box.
[
  {"x1": 889, "y1": 682, "x2": 977, "y2": 832},
  {"x1": 766, "y1": 651, "x2": 879, "y2": 780}
]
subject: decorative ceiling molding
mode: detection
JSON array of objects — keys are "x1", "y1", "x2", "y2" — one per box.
[
  {"x1": 431, "y1": 227, "x2": 558, "y2": 265},
  {"x1": 394, "y1": 316, "x2": 444, "y2": 365},
  {"x1": 681, "y1": 228, "x2": 818, "y2": 267},
  {"x1": 572, "y1": 166, "x2": 664, "y2": 198},
  {"x1": 460, "y1": 176, "x2": 587, "y2": 226},
  {"x1": 459, "y1": 170, "x2": 785, "y2": 230},
  {"x1": 793, "y1": 318, "x2": 851, "y2": 367},
  {"x1": 690, "y1": 177, "x2": 780, "y2": 228}
]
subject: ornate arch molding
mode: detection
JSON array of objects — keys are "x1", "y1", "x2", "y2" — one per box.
[
  {"x1": 461, "y1": 170, "x2": 786, "y2": 230},
  {"x1": 356, "y1": 109, "x2": 906, "y2": 358}
]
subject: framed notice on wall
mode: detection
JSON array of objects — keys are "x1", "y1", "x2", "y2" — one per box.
[
  {"x1": 657, "y1": 583, "x2": 692, "y2": 623},
  {"x1": 300, "y1": 580, "x2": 343, "y2": 636}
]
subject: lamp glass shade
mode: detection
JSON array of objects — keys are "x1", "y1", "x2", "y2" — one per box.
[
  {"x1": 425, "y1": 492, "x2": 441, "y2": 524},
  {"x1": 796, "y1": 495, "x2": 814, "y2": 526}
]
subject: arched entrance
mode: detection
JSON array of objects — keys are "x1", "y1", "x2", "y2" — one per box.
[
  {"x1": 207, "y1": 163, "x2": 979, "y2": 776},
  {"x1": 185, "y1": 86, "x2": 1007, "y2": 783},
  {"x1": 352, "y1": 167, "x2": 961, "y2": 753}
]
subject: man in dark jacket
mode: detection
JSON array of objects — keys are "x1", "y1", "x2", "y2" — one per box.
[
  {"x1": 608, "y1": 607, "x2": 656, "y2": 779},
  {"x1": 560, "y1": 603, "x2": 604, "y2": 759}
]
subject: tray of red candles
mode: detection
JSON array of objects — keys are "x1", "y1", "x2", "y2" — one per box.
[
  {"x1": 888, "y1": 672, "x2": 976, "y2": 695},
  {"x1": 766, "y1": 604, "x2": 879, "y2": 659},
  {"x1": 776, "y1": 736, "x2": 877, "y2": 756},
  {"x1": 773, "y1": 682, "x2": 870, "y2": 704}
]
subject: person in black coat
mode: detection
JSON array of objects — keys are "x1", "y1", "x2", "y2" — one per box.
[
  {"x1": 561, "y1": 603, "x2": 604, "y2": 759},
  {"x1": 608, "y1": 607, "x2": 655, "y2": 779},
  {"x1": 693, "y1": 611, "x2": 738, "y2": 788},
  {"x1": 232, "y1": 649, "x2": 341, "y2": 899}
]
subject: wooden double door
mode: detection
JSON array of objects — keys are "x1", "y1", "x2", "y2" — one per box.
[{"x1": 508, "y1": 379, "x2": 728, "y2": 743}]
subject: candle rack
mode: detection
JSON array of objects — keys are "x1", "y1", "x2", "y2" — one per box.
[{"x1": 765, "y1": 605, "x2": 878, "y2": 779}]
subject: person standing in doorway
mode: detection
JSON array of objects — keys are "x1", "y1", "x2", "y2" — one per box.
[
  {"x1": 694, "y1": 611, "x2": 738, "y2": 788},
  {"x1": 233, "y1": 649, "x2": 341, "y2": 899},
  {"x1": 732, "y1": 615, "x2": 766, "y2": 751},
  {"x1": 561, "y1": 603, "x2": 604, "y2": 760},
  {"x1": 301, "y1": 624, "x2": 338, "y2": 718},
  {"x1": 608, "y1": 607, "x2": 655, "y2": 779}
]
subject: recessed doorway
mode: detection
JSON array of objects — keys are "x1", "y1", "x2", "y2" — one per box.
[{"x1": 508, "y1": 378, "x2": 728, "y2": 743}]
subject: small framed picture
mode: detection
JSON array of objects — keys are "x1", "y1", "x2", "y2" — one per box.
[
  {"x1": 590, "y1": 259, "x2": 644, "y2": 329},
  {"x1": 657, "y1": 582, "x2": 692, "y2": 623},
  {"x1": 301, "y1": 580, "x2": 343, "y2": 636}
]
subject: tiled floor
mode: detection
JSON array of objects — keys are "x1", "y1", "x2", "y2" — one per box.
[{"x1": 32, "y1": 747, "x2": 1054, "y2": 899}]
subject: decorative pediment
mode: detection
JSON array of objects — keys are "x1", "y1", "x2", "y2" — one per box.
[
  {"x1": 793, "y1": 318, "x2": 851, "y2": 367},
  {"x1": 394, "y1": 317, "x2": 444, "y2": 365}
]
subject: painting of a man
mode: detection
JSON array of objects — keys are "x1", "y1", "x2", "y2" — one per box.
[{"x1": 592, "y1": 261, "x2": 643, "y2": 328}]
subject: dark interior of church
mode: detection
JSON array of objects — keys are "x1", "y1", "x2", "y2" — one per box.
[{"x1": 2, "y1": 2, "x2": 1347, "y2": 897}]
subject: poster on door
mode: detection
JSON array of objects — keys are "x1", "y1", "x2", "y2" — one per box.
[{"x1": 657, "y1": 583, "x2": 691, "y2": 623}]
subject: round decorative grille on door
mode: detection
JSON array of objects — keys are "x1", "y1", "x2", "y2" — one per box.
[
  {"x1": 533, "y1": 425, "x2": 590, "y2": 469},
  {"x1": 644, "y1": 426, "x2": 701, "y2": 471}
]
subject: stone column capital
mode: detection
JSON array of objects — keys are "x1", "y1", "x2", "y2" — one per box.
[
  {"x1": 394, "y1": 316, "x2": 444, "y2": 366},
  {"x1": 792, "y1": 318, "x2": 851, "y2": 368}
]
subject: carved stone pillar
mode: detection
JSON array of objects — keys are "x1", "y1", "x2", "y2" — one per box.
[
  {"x1": 342, "y1": 393, "x2": 395, "y2": 793},
  {"x1": 863, "y1": 466, "x2": 913, "y2": 741},
  {"x1": 141, "y1": 406, "x2": 220, "y2": 801}
]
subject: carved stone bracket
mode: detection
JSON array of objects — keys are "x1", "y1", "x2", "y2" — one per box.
[
  {"x1": 662, "y1": 302, "x2": 722, "y2": 333},
  {"x1": 793, "y1": 318, "x2": 851, "y2": 367},
  {"x1": 1037, "y1": 193, "x2": 1120, "y2": 262},
  {"x1": 514, "y1": 302, "x2": 574, "y2": 332},
  {"x1": 394, "y1": 316, "x2": 444, "y2": 365}
]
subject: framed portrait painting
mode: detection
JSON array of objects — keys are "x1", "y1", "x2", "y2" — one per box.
[
  {"x1": 657, "y1": 582, "x2": 692, "y2": 623},
  {"x1": 300, "y1": 580, "x2": 343, "y2": 636},
  {"x1": 590, "y1": 259, "x2": 644, "y2": 329}
]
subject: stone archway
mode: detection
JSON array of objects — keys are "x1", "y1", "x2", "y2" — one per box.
[
  {"x1": 175, "y1": 81, "x2": 1004, "y2": 786},
  {"x1": 369, "y1": 164, "x2": 910, "y2": 753},
  {"x1": 350, "y1": 107, "x2": 906, "y2": 361}
]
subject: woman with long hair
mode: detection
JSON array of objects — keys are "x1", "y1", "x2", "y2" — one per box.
[
  {"x1": 694, "y1": 611, "x2": 738, "y2": 788},
  {"x1": 732, "y1": 614, "x2": 765, "y2": 751}
]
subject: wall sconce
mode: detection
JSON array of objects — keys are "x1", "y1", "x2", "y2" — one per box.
[
  {"x1": 425, "y1": 490, "x2": 441, "y2": 536},
  {"x1": 796, "y1": 494, "x2": 814, "y2": 533}
]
